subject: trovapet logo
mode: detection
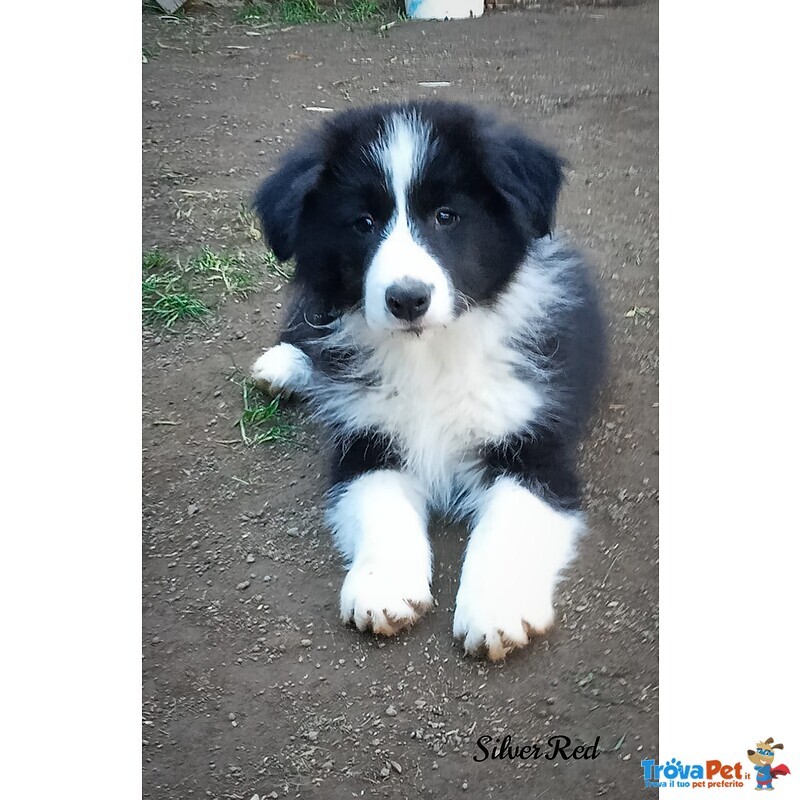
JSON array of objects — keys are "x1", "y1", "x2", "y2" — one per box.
[
  {"x1": 641, "y1": 758, "x2": 745, "y2": 789},
  {"x1": 642, "y1": 736, "x2": 791, "y2": 791}
]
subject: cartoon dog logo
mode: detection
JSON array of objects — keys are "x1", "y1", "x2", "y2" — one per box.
[{"x1": 747, "y1": 738, "x2": 791, "y2": 790}]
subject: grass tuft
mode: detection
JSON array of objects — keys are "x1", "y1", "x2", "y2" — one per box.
[
  {"x1": 142, "y1": 251, "x2": 209, "y2": 328},
  {"x1": 347, "y1": 0, "x2": 382, "y2": 22},
  {"x1": 277, "y1": 0, "x2": 326, "y2": 24},
  {"x1": 142, "y1": 243, "x2": 280, "y2": 329},
  {"x1": 237, "y1": 379, "x2": 294, "y2": 445},
  {"x1": 235, "y1": 1, "x2": 270, "y2": 23},
  {"x1": 262, "y1": 250, "x2": 295, "y2": 281},
  {"x1": 233, "y1": 0, "x2": 404, "y2": 27},
  {"x1": 238, "y1": 204, "x2": 262, "y2": 242},
  {"x1": 185, "y1": 246, "x2": 260, "y2": 297}
]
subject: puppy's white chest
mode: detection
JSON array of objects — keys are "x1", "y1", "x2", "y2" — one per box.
[{"x1": 351, "y1": 319, "x2": 543, "y2": 490}]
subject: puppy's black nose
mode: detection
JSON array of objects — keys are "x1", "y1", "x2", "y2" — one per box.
[{"x1": 385, "y1": 280, "x2": 432, "y2": 322}]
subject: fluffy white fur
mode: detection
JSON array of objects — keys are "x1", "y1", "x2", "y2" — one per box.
[
  {"x1": 311, "y1": 241, "x2": 575, "y2": 510},
  {"x1": 453, "y1": 477, "x2": 583, "y2": 660},
  {"x1": 364, "y1": 113, "x2": 453, "y2": 331},
  {"x1": 329, "y1": 470, "x2": 433, "y2": 635},
  {"x1": 251, "y1": 341, "x2": 312, "y2": 396}
]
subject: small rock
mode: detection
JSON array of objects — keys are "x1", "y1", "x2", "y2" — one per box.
[
  {"x1": 228, "y1": 713, "x2": 236, "y2": 720},
  {"x1": 300, "y1": 638, "x2": 312, "y2": 647},
  {"x1": 191, "y1": 540, "x2": 200, "y2": 549},
  {"x1": 390, "y1": 761, "x2": 402, "y2": 774},
  {"x1": 236, "y1": 580, "x2": 251, "y2": 591},
  {"x1": 187, "y1": 504, "x2": 199, "y2": 516},
  {"x1": 246, "y1": 554, "x2": 256, "y2": 564},
  {"x1": 234, "y1": 330, "x2": 246, "y2": 339},
  {"x1": 462, "y1": 782, "x2": 469, "y2": 790},
  {"x1": 385, "y1": 705, "x2": 398, "y2": 717}
]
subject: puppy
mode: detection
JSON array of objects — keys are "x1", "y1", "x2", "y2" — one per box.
[{"x1": 251, "y1": 101, "x2": 605, "y2": 660}]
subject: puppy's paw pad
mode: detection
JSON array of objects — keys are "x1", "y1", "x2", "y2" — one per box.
[
  {"x1": 251, "y1": 343, "x2": 311, "y2": 397},
  {"x1": 340, "y1": 561, "x2": 433, "y2": 637}
]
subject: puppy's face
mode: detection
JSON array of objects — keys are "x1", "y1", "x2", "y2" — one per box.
[{"x1": 255, "y1": 103, "x2": 564, "y2": 333}]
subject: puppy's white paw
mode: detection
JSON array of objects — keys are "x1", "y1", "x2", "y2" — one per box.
[
  {"x1": 453, "y1": 479, "x2": 582, "y2": 661},
  {"x1": 340, "y1": 558, "x2": 433, "y2": 637},
  {"x1": 453, "y1": 563, "x2": 557, "y2": 661},
  {"x1": 251, "y1": 343, "x2": 311, "y2": 397}
]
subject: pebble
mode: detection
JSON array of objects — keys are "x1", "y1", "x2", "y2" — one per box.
[
  {"x1": 385, "y1": 705, "x2": 398, "y2": 717},
  {"x1": 191, "y1": 540, "x2": 200, "y2": 549},
  {"x1": 246, "y1": 554, "x2": 256, "y2": 563},
  {"x1": 236, "y1": 580, "x2": 251, "y2": 591},
  {"x1": 187, "y1": 504, "x2": 199, "y2": 516},
  {"x1": 300, "y1": 639, "x2": 312, "y2": 647}
]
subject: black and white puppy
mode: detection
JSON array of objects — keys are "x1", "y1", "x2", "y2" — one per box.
[{"x1": 251, "y1": 101, "x2": 604, "y2": 660}]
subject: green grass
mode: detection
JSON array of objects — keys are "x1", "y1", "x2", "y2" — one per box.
[
  {"x1": 237, "y1": 379, "x2": 294, "y2": 445},
  {"x1": 142, "y1": 245, "x2": 271, "y2": 329},
  {"x1": 235, "y1": 1, "x2": 270, "y2": 23},
  {"x1": 142, "y1": 260, "x2": 209, "y2": 328},
  {"x1": 233, "y1": 0, "x2": 398, "y2": 26},
  {"x1": 347, "y1": 0, "x2": 382, "y2": 22},
  {"x1": 185, "y1": 246, "x2": 260, "y2": 297},
  {"x1": 277, "y1": 0, "x2": 326, "y2": 24}
]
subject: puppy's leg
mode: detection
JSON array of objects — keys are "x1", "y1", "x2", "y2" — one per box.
[
  {"x1": 251, "y1": 294, "x2": 320, "y2": 398},
  {"x1": 453, "y1": 436, "x2": 583, "y2": 661},
  {"x1": 330, "y1": 466, "x2": 433, "y2": 637}
]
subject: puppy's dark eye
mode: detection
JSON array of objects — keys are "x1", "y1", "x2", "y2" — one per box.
[
  {"x1": 353, "y1": 215, "x2": 375, "y2": 234},
  {"x1": 434, "y1": 208, "x2": 459, "y2": 228}
]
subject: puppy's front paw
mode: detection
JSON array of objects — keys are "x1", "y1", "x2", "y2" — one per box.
[
  {"x1": 453, "y1": 565, "x2": 556, "y2": 662},
  {"x1": 251, "y1": 343, "x2": 311, "y2": 398},
  {"x1": 340, "y1": 559, "x2": 433, "y2": 637},
  {"x1": 453, "y1": 480, "x2": 582, "y2": 661}
]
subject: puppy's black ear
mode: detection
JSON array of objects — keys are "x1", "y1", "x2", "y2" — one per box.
[
  {"x1": 483, "y1": 125, "x2": 566, "y2": 239},
  {"x1": 253, "y1": 145, "x2": 324, "y2": 261}
]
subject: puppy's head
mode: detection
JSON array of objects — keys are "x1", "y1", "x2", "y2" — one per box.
[{"x1": 254, "y1": 102, "x2": 564, "y2": 333}]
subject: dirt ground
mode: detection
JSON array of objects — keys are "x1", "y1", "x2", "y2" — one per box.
[{"x1": 142, "y1": 2, "x2": 658, "y2": 797}]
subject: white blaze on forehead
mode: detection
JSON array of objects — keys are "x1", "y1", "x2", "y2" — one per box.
[
  {"x1": 370, "y1": 111, "x2": 431, "y2": 207},
  {"x1": 364, "y1": 111, "x2": 454, "y2": 330}
]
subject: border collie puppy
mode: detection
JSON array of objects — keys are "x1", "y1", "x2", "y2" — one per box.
[{"x1": 251, "y1": 101, "x2": 604, "y2": 661}]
